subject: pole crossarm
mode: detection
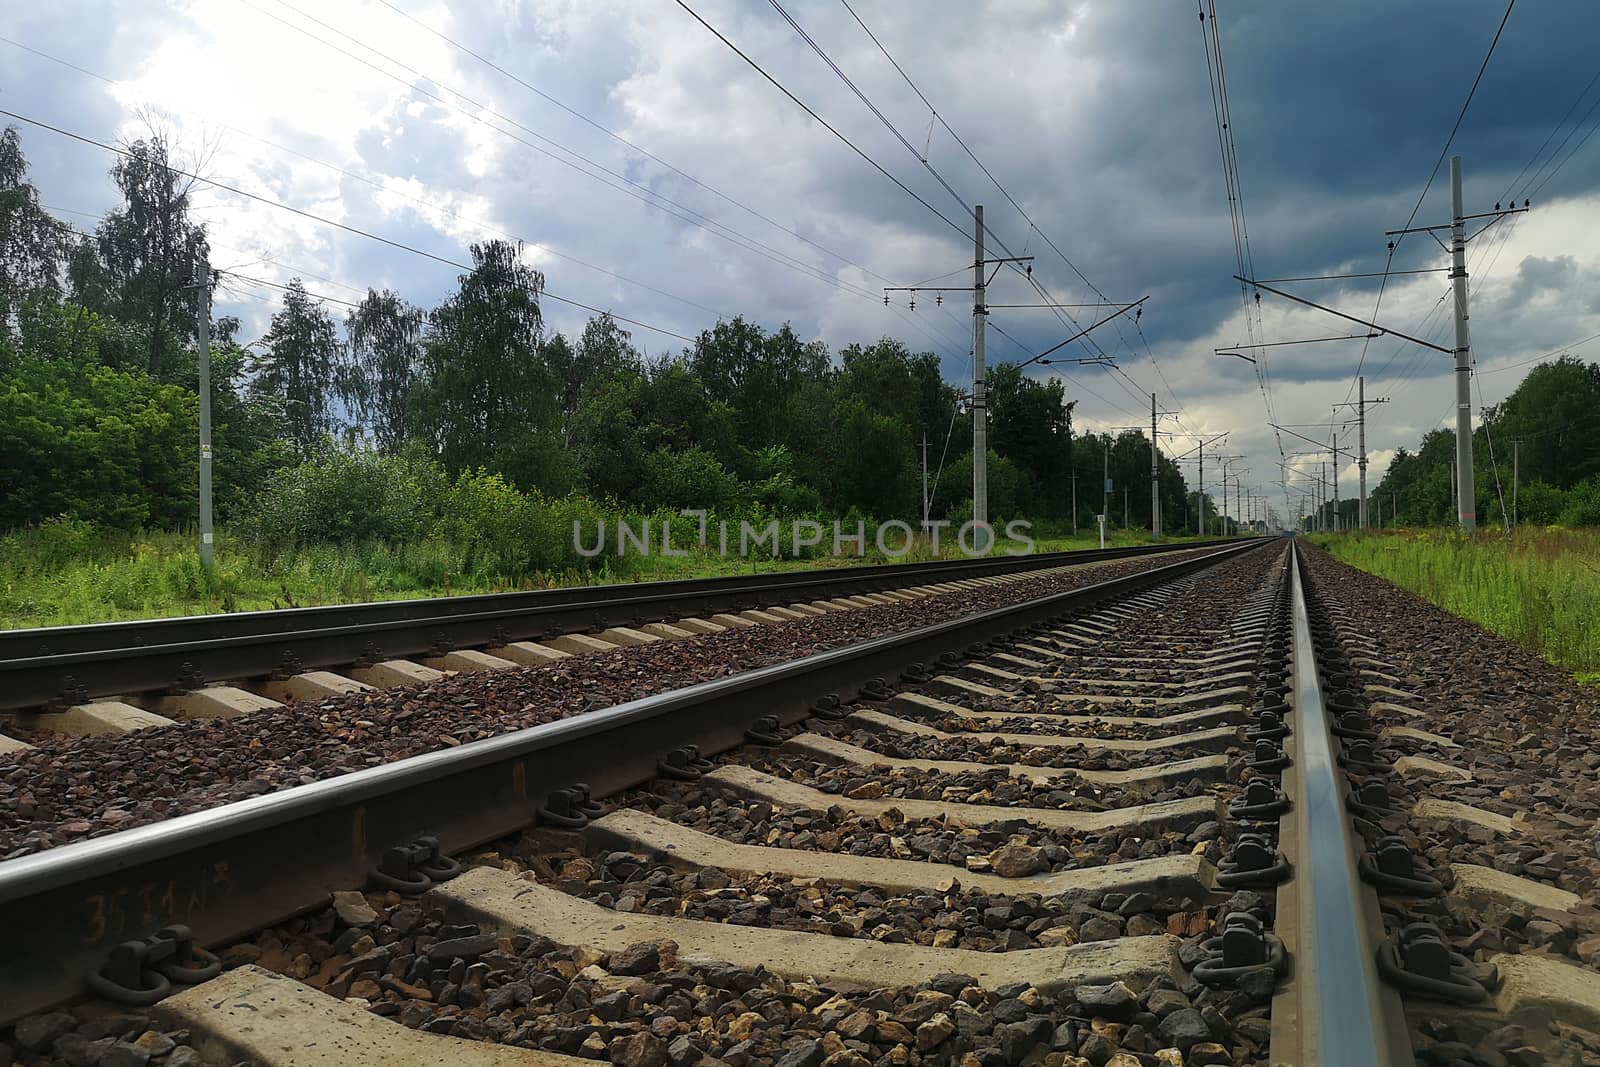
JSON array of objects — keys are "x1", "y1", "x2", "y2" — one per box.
[
  {"x1": 1018, "y1": 297, "x2": 1149, "y2": 368},
  {"x1": 1273, "y1": 422, "x2": 1360, "y2": 458},
  {"x1": 1384, "y1": 205, "x2": 1526, "y2": 235},
  {"x1": 1234, "y1": 277, "x2": 1454, "y2": 355},
  {"x1": 1214, "y1": 332, "x2": 1381, "y2": 354}
]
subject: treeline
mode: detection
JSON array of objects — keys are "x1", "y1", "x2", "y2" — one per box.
[
  {"x1": 1355, "y1": 356, "x2": 1600, "y2": 528},
  {"x1": 0, "y1": 124, "x2": 1209, "y2": 553}
]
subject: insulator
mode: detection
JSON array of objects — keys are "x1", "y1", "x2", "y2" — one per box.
[
  {"x1": 883, "y1": 295, "x2": 889, "y2": 305},
  {"x1": 909, "y1": 300, "x2": 916, "y2": 311},
  {"x1": 936, "y1": 294, "x2": 942, "y2": 306}
]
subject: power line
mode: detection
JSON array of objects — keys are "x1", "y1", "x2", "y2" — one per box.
[
  {"x1": 1196, "y1": 0, "x2": 1288, "y2": 513},
  {"x1": 0, "y1": 32, "x2": 730, "y2": 320},
  {"x1": 1499, "y1": 64, "x2": 1600, "y2": 202},
  {"x1": 1, "y1": 106, "x2": 701, "y2": 344},
  {"x1": 820, "y1": 0, "x2": 1161, "y2": 404},
  {"x1": 1343, "y1": 0, "x2": 1515, "y2": 401},
  {"x1": 672, "y1": 0, "x2": 975, "y2": 248},
  {"x1": 369, "y1": 0, "x2": 897, "y2": 290},
  {"x1": 240, "y1": 0, "x2": 891, "y2": 306},
  {"x1": 680, "y1": 0, "x2": 1153, "y2": 421},
  {"x1": 834, "y1": 0, "x2": 1138, "y2": 336},
  {"x1": 4, "y1": 27, "x2": 972, "y2": 363}
]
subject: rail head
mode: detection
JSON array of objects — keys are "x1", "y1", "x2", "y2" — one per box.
[{"x1": 1276, "y1": 541, "x2": 1415, "y2": 1066}]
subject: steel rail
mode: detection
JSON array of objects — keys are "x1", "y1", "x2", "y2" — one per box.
[
  {"x1": 1271, "y1": 542, "x2": 1414, "y2": 1065},
  {"x1": 0, "y1": 538, "x2": 1270, "y2": 1023},
  {"x1": 0, "y1": 539, "x2": 1241, "y2": 713}
]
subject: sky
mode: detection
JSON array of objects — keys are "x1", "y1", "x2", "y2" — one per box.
[{"x1": 4, "y1": 0, "x2": 1599, "y2": 526}]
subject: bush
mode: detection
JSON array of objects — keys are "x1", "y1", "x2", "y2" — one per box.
[
  {"x1": 1515, "y1": 481, "x2": 1565, "y2": 525},
  {"x1": 250, "y1": 445, "x2": 449, "y2": 548},
  {"x1": 1557, "y1": 477, "x2": 1600, "y2": 526},
  {"x1": 638, "y1": 447, "x2": 741, "y2": 511}
]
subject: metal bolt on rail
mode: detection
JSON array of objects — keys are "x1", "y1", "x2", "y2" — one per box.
[{"x1": 537, "y1": 784, "x2": 606, "y2": 829}]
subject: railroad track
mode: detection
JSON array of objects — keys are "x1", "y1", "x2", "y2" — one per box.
[
  {"x1": 0, "y1": 539, "x2": 1234, "y2": 740},
  {"x1": 3, "y1": 537, "x2": 1597, "y2": 1066}
]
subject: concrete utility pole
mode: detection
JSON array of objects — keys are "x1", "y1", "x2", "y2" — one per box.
[
  {"x1": 971, "y1": 205, "x2": 989, "y2": 551},
  {"x1": 1214, "y1": 455, "x2": 1243, "y2": 534},
  {"x1": 197, "y1": 259, "x2": 215, "y2": 569},
  {"x1": 920, "y1": 433, "x2": 930, "y2": 530},
  {"x1": 1449, "y1": 157, "x2": 1477, "y2": 533},
  {"x1": 1103, "y1": 438, "x2": 1110, "y2": 531},
  {"x1": 1333, "y1": 376, "x2": 1389, "y2": 528},
  {"x1": 1168, "y1": 432, "x2": 1227, "y2": 536},
  {"x1": 1512, "y1": 440, "x2": 1519, "y2": 527},
  {"x1": 1071, "y1": 466, "x2": 1078, "y2": 536},
  {"x1": 1150, "y1": 394, "x2": 1160, "y2": 539}
]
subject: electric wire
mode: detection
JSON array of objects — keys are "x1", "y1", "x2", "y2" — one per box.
[
  {"x1": 240, "y1": 0, "x2": 890, "y2": 305},
  {"x1": 1343, "y1": 0, "x2": 1515, "y2": 402},
  {"x1": 0, "y1": 106, "x2": 701, "y2": 343},
  {"x1": 371, "y1": 0, "x2": 898, "y2": 289}
]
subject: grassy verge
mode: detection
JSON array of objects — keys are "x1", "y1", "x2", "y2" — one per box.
[
  {"x1": 0, "y1": 524, "x2": 1223, "y2": 628},
  {"x1": 1310, "y1": 527, "x2": 1600, "y2": 684}
]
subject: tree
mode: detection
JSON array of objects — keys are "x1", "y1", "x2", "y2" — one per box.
[
  {"x1": 831, "y1": 399, "x2": 917, "y2": 519},
  {"x1": 1481, "y1": 356, "x2": 1600, "y2": 491},
  {"x1": 249, "y1": 279, "x2": 346, "y2": 455},
  {"x1": 0, "y1": 353, "x2": 196, "y2": 529},
  {"x1": 346, "y1": 289, "x2": 424, "y2": 452},
  {"x1": 550, "y1": 313, "x2": 641, "y2": 441},
  {"x1": 0, "y1": 127, "x2": 68, "y2": 326},
  {"x1": 410, "y1": 240, "x2": 560, "y2": 484},
  {"x1": 67, "y1": 124, "x2": 212, "y2": 378},
  {"x1": 688, "y1": 318, "x2": 831, "y2": 448},
  {"x1": 988, "y1": 362, "x2": 1073, "y2": 518}
]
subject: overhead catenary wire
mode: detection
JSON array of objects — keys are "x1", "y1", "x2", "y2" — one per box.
[
  {"x1": 1342, "y1": 0, "x2": 1515, "y2": 402},
  {"x1": 370, "y1": 0, "x2": 898, "y2": 290},
  {"x1": 785, "y1": 0, "x2": 1170, "y2": 421},
  {"x1": 1196, "y1": 0, "x2": 1289, "y2": 513},
  {"x1": 836, "y1": 0, "x2": 1157, "y2": 377},
  {"x1": 679, "y1": 0, "x2": 1162, "y2": 432},
  {"x1": 672, "y1": 0, "x2": 975, "y2": 248}
]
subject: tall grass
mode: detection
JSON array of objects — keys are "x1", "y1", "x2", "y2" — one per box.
[
  {"x1": 0, "y1": 519, "x2": 1206, "y2": 628},
  {"x1": 1312, "y1": 527, "x2": 1600, "y2": 683}
]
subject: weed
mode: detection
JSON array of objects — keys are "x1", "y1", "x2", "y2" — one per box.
[{"x1": 1312, "y1": 528, "x2": 1600, "y2": 683}]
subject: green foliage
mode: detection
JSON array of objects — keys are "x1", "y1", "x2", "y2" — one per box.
[
  {"x1": 639, "y1": 447, "x2": 740, "y2": 511},
  {"x1": 1315, "y1": 528, "x2": 1600, "y2": 682},
  {"x1": 250, "y1": 278, "x2": 350, "y2": 455},
  {"x1": 65, "y1": 127, "x2": 210, "y2": 379},
  {"x1": 1, "y1": 120, "x2": 1251, "y2": 616},
  {"x1": 1373, "y1": 356, "x2": 1600, "y2": 529},
  {"x1": 1557, "y1": 477, "x2": 1600, "y2": 526},
  {"x1": 410, "y1": 239, "x2": 556, "y2": 480},
  {"x1": 345, "y1": 288, "x2": 423, "y2": 452},
  {"x1": 0, "y1": 353, "x2": 197, "y2": 528},
  {"x1": 0, "y1": 126, "x2": 68, "y2": 322},
  {"x1": 249, "y1": 446, "x2": 449, "y2": 548}
]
